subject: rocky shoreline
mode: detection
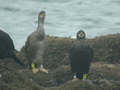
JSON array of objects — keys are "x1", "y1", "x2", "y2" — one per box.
[{"x1": 0, "y1": 33, "x2": 120, "y2": 90}]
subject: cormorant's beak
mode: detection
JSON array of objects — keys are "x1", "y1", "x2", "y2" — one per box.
[{"x1": 78, "y1": 32, "x2": 85, "y2": 38}]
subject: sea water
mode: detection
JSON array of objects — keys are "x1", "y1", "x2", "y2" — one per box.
[{"x1": 0, "y1": 0, "x2": 120, "y2": 50}]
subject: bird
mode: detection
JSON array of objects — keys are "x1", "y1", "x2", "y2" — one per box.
[
  {"x1": 25, "y1": 11, "x2": 48, "y2": 74},
  {"x1": 69, "y1": 30, "x2": 93, "y2": 80},
  {"x1": 0, "y1": 29, "x2": 24, "y2": 66}
]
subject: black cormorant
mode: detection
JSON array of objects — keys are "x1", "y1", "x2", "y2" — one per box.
[
  {"x1": 25, "y1": 11, "x2": 48, "y2": 74},
  {"x1": 0, "y1": 29, "x2": 24, "y2": 66},
  {"x1": 69, "y1": 30, "x2": 93, "y2": 80}
]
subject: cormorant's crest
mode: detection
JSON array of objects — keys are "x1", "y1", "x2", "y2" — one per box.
[{"x1": 76, "y1": 30, "x2": 86, "y2": 40}]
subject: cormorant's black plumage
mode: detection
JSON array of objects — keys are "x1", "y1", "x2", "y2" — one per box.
[
  {"x1": 0, "y1": 29, "x2": 24, "y2": 66},
  {"x1": 69, "y1": 30, "x2": 93, "y2": 79}
]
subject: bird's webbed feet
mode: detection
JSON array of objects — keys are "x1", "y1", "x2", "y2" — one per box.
[
  {"x1": 31, "y1": 63, "x2": 39, "y2": 74},
  {"x1": 39, "y1": 64, "x2": 48, "y2": 74}
]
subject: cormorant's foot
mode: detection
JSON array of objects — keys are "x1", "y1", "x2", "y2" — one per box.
[
  {"x1": 32, "y1": 68, "x2": 39, "y2": 74},
  {"x1": 82, "y1": 74, "x2": 87, "y2": 80},
  {"x1": 72, "y1": 75, "x2": 79, "y2": 81},
  {"x1": 39, "y1": 67, "x2": 48, "y2": 73},
  {"x1": 72, "y1": 78, "x2": 79, "y2": 82}
]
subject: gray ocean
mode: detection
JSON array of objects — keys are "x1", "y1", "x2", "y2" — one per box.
[{"x1": 0, "y1": 0, "x2": 120, "y2": 50}]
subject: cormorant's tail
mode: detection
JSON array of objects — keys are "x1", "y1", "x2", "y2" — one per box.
[
  {"x1": 8, "y1": 50, "x2": 25, "y2": 67},
  {"x1": 13, "y1": 55, "x2": 25, "y2": 66}
]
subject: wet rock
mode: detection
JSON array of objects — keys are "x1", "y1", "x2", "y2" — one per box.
[{"x1": 0, "y1": 34, "x2": 120, "y2": 90}]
